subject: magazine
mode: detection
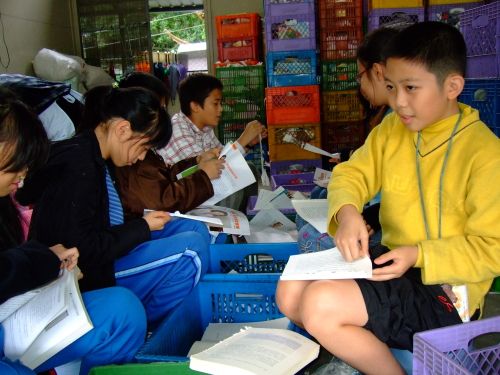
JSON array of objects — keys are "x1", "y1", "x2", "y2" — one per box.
[
  {"x1": 313, "y1": 167, "x2": 332, "y2": 188},
  {"x1": 186, "y1": 205, "x2": 250, "y2": 236},
  {"x1": 245, "y1": 208, "x2": 298, "y2": 243}
]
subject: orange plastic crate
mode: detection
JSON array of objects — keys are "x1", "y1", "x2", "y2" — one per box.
[
  {"x1": 265, "y1": 85, "x2": 321, "y2": 125},
  {"x1": 321, "y1": 122, "x2": 365, "y2": 154},
  {"x1": 321, "y1": 90, "x2": 363, "y2": 122},
  {"x1": 217, "y1": 36, "x2": 260, "y2": 62},
  {"x1": 319, "y1": 0, "x2": 363, "y2": 29},
  {"x1": 320, "y1": 27, "x2": 364, "y2": 61},
  {"x1": 215, "y1": 13, "x2": 261, "y2": 38},
  {"x1": 268, "y1": 123, "x2": 322, "y2": 161}
]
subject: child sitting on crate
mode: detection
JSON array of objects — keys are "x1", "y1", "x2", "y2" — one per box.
[
  {"x1": 114, "y1": 71, "x2": 225, "y2": 220},
  {"x1": 276, "y1": 21, "x2": 500, "y2": 375},
  {"x1": 156, "y1": 72, "x2": 267, "y2": 212}
]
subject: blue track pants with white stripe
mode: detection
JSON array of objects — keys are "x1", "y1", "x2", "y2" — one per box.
[{"x1": 114, "y1": 218, "x2": 210, "y2": 329}]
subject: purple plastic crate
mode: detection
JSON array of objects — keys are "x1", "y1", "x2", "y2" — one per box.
[
  {"x1": 427, "y1": 2, "x2": 484, "y2": 26},
  {"x1": 271, "y1": 173, "x2": 316, "y2": 193},
  {"x1": 270, "y1": 158, "x2": 322, "y2": 176},
  {"x1": 460, "y1": 2, "x2": 500, "y2": 77},
  {"x1": 265, "y1": 13, "x2": 317, "y2": 52},
  {"x1": 413, "y1": 316, "x2": 500, "y2": 375},
  {"x1": 265, "y1": 0, "x2": 315, "y2": 17},
  {"x1": 246, "y1": 196, "x2": 296, "y2": 216},
  {"x1": 368, "y1": 7, "x2": 425, "y2": 31}
]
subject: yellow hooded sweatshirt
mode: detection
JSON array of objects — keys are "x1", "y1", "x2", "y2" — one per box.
[{"x1": 328, "y1": 104, "x2": 500, "y2": 316}]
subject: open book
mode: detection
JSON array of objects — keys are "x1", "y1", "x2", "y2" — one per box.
[
  {"x1": 189, "y1": 327, "x2": 320, "y2": 375},
  {"x1": 186, "y1": 205, "x2": 250, "y2": 236},
  {"x1": 280, "y1": 248, "x2": 372, "y2": 280},
  {"x1": 177, "y1": 142, "x2": 256, "y2": 206},
  {"x1": 291, "y1": 199, "x2": 329, "y2": 234},
  {"x1": 2, "y1": 267, "x2": 93, "y2": 369},
  {"x1": 246, "y1": 208, "x2": 298, "y2": 243}
]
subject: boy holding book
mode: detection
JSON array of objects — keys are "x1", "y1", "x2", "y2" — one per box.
[
  {"x1": 276, "y1": 22, "x2": 500, "y2": 375},
  {"x1": 157, "y1": 72, "x2": 267, "y2": 211}
]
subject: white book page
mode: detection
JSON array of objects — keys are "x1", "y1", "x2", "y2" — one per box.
[
  {"x1": 3, "y1": 269, "x2": 68, "y2": 359},
  {"x1": 186, "y1": 205, "x2": 250, "y2": 236},
  {"x1": 201, "y1": 318, "x2": 291, "y2": 343},
  {"x1": 254, "y1": 189, "x2": 274, "y2": 210},
  {"x1": 280, "y1": 248, "x2": 372, "y2": 280},
  {"x1": 203, "y1": 143, "x2": 256, "y2": 205},
  {"x1": 190, "y1": 328, "x2": 319, "y2": 375},
  {"x1": 254, "y1": 186, "x2": 294, "y2": 211},
  {"x1": 291, "y1": 199, "x2": 329, "y2": 234},
  {"x1": 0, "y1": 290, "x2": 42, "y2": 323},
  {"x1": 246, "y1": 209, "x2": 297, "y2": 243},
  {"x1": 21, "y1": 268, "x2": 93, "y2": 369}
]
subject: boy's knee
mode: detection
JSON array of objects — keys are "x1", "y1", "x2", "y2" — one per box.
[
  {"x1": 100, "y1": 287, "x2": 147, "y2": 328},
  {"x1": 276, "y1": 281, "x2": 298, "y2": 315}
]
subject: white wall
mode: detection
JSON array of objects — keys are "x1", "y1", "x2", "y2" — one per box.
[{"x1": 0, "y1": 0, "x2": 79, "y2": 76}]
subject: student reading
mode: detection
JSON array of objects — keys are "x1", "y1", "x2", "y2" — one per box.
[
  {"x1": 276, "y1": 22, "x2": 500, "y2": 375},
  {"x1": 16, "y1": 86, "x2": 210, "y2": 330},
  {"x1": 0, "y1": 88, "x2": 146, "y2": 375},
  {"x1": 114, "y1": 71, "x2": 225, "y2": 220},
  {"x1": 157, "y1": 72, "x2": 267, "y2": 212}
]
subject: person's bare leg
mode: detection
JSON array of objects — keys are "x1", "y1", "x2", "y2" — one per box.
[
  {"x1": 276, "y1": 279, "x2": 313, "y2": 328},
  {"x1": 300, "y1": 280, "x2": 406, "y2": 375}
]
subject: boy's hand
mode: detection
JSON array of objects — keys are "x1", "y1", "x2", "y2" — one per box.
[
  {"x1": 334, "y1": 204, "x2": 370, "y2": 261},
  {"x1": 370, "y1": 245, "x2": 418, "y2": 281},
  {"x1": 237, "y1": 120, "x2": 267, "y2": 148},
  {"x1": 143, "y1": 211, "x2": 171, "y2": 232},
  {"x1": 199, "y1": 158, "x2": 225, "y2": 180},
  {"x1": 49, "y1": 244, "x2": 79, "y2": 271},
  {"x1": 197, "y1": 148, "x2": 221, "y2": 163}
]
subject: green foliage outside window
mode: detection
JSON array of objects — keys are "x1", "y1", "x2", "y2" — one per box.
[{"x1": 150, "y1": 11, "x2": 206, "y2": 52}]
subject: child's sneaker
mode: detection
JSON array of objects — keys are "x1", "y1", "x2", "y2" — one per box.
[{"x1": 311, "y1": 355, "x2": 362, "y2": 375}]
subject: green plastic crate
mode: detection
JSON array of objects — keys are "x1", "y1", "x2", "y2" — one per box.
[
  {"x1": 89, "y1": 362, "x2": 197, "y2": 375},
  {"x1": 215, "y1": 65, "x2": 266, "y2": 95},
  {"x1": 491, "y1": 276, "x2": 500, "y2": 293},
  {"x1": 321, "y1": 59, "x2": 358, "y2": 92}
]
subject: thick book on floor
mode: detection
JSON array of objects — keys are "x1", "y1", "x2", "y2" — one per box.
[
  {"x1": 189, "y1": 327, "x2": 319, "y2": 375},
  {"x1": 2, "y1": 267, "x2": 93, "y2": 369}
]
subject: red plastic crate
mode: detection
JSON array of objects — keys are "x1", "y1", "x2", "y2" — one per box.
[
  {"x1": 215, "y1": 13, "x2": 261, "y2": 38},
  {"x1": 217, "y1": 36, "x2": 260, "y2": 62},
  {"x1": 322, "y1": 91, "x2": 363, "y2": 122},
  {"x1": 268, "y1": 123, "x2": 322, "y2": 161},
  {"x1": 321, "y1": 122, "x2": 365, "y2": 154},
  {"x1": 319, "y1": 27, "x2": 364, "y2": 60},
  {"x1": 266, "y1": 85, "x2": 320, "y2": 125},
  {"x1": 319, "y1": 0, "x2": 363, "y2": 29}
]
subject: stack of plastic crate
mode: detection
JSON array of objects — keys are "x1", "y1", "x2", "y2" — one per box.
[
  {"x1": 319, "y1": 0, "x2": 366, "y2": 154},
  {"x1": 214, "y1": 13, "x2": 261, "y2": 63},
  {"x1": 214, "y1": 63, "x2": 266, "y2": 170},
  {"x1": 264, "y1": 0, "x2": 321, "y2": 168},
  {"x1": 367, "y1": 0, "x2": 425, "y2": 32},
  {"x1": 426, "y1": 0, "x2": 484, "y2": 26}
]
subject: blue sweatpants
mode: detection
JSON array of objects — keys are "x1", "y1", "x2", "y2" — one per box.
[
  {"x1": 114, "y1": 219, "x2": 210, "y2": 329},
  {"x1": 33, "y1": 287, "x2": 147, "y2": 375}
]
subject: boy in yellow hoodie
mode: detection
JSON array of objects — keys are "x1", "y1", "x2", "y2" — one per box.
[{"x1": 276, "y1": 22, "x2": 500, "y2": 375}]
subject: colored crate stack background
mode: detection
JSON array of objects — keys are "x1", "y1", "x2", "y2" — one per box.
[
  {"x1": 318, "y1": 0, "x2": 366, "y2": 155},
  {"x1": 367, "y1": 0, "x2": 425, "y2": 32},
  {"x1": 426, "y1": 0, "x2": 484, "y2": 27},
  {"x1": 264, "y1": 0, "x2": 321, "y2": 176},
  {"x1": 214, "y1": 14, "x2": 266, "y2": 171},
  {"x1": 214, "y1": 13, "x2": 262, "y2": 63}
]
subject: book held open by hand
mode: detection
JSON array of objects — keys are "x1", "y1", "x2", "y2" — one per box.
[
  {"x1": 280, "y1": 248, "x2": 372, "y2": 281},
  {"x1": 189, "y1": 327, "x2": 320, "y2": 375}
]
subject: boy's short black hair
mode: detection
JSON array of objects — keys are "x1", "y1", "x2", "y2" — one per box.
[
  {"x1": 382, "y1": 21, "x2": 467, "y2": 85},
  {"x1": 179, "y1": 73, "x2": 223, "y2": 115},
  {"x1": 119, "y1": 71, "x2": 170, "y2": 103}
]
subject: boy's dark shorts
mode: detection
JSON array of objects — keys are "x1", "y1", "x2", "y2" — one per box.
[{"x1": 354, "y1": 244, "x2": 464, "y2": 352}]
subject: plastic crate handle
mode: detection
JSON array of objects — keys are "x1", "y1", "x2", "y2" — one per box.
[
  {"x1": 234, "y1": 293, "x2": 265, "y2": 301},
  {"x1": 472, "y1": 14, "x2": 489, "y2": 29},
  {"x1": 244, "y1": 253, "x2": 275, "y2": 265}
]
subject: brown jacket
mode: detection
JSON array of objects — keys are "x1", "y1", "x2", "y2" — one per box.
[{"x1": 115, "y1": 149, "x2": 214, "y2": 220}]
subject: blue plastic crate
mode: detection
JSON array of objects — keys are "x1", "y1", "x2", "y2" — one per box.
[
  {"x1": 208, "y1": 243, "x2": 299, "y2": 274},
  {"x1": 266, "y1": 49, "x2": 318, "y2": 87},
  {"x1": 459, "y1": 78, "x2": 500, "y2": 136},
  {"x1": 135, "y1": 274, "x2": 283, "y2": 363}
]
